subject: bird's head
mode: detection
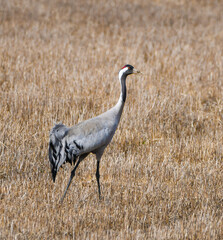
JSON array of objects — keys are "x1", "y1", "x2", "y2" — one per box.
[{"x1": 119, "y1": 64, "x2": 141, "y2": 79}]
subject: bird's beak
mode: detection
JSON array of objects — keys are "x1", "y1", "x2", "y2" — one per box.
[{"x1": 133, "y1": 69, "x2": 141, "y2": 74}]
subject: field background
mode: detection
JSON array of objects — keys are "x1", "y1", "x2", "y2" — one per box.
[{"x1": 0, "y1": 0, "x2": 223, "y2": 239}]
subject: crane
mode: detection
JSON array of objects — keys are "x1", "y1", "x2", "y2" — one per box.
[{"x1": 49, "y1": 64, "x2": 141, "y2": 203}]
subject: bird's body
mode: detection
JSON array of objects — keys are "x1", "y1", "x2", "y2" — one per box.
[
  {"x1": 67, "y1": 100, "x2": 123, "y2": 153},
  {"x1": 49, "y1": 65, "x2": 140, "y2": 202}
]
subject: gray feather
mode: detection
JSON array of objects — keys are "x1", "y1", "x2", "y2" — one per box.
[
  {"x1": 49, "y1": 123, "x2": 70, "y2": 181},
  {"x1": 48, "y1": 64, "x2": 140, "y2": 201}
]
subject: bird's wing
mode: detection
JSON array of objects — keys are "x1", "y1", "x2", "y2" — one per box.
[
  {"x1": 49, "y1": 111, "x2": 118, "y2": 181},
  {"x1": 66, "y1": 115, "x2": 117, "y2": 153},
  {"x1": 49, "y1": 123, "x2": 71, "y2": 180}
]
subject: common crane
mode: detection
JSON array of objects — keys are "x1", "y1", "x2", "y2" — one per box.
[{"x1": 49, "y1": 64, "x2": 141, "y2": 203}]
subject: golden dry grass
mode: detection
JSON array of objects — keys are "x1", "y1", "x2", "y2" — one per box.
[{"x1": 0, "y1": 0, "x2": 223, "y2": 239}]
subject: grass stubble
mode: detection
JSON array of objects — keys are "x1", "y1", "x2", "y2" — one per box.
[{"x1": 0, "y1": 0, "x2": 223, "y2": 239}]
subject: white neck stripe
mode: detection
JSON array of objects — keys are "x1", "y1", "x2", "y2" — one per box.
[{"x1": 119, "y1": 67, "x2": 129, "y2": 80}]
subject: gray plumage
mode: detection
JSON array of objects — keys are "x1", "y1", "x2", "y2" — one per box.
[{"x1": 49, "y1": 64, "x2": 140, "y2": 203}]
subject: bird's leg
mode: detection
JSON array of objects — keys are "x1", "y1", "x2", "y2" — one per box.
[
  {"x1": 96, "y1": 158, "x2": 101, "y2": 199},
  {"x1": 60, "y1": 159, "x2": 81, "y2": 203},
  {"x1": 60, "y1": 153, "x2": 89, "y2": 203},
  {"x1": 95, "y1": 151, "x2": 104, "y2": 200}
]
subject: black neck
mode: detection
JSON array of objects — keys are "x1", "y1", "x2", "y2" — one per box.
[{"x1": 120, "y1": 74, "x2": 127, "y2": 102}]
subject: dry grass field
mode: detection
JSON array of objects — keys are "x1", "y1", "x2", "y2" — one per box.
[{"x1": 0, "y1": 0, "x2": 223, "y2": 239}]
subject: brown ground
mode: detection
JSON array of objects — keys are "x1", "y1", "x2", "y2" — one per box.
[{"x1": 0, "y1": 0, "x2": 223, "y2": 239}]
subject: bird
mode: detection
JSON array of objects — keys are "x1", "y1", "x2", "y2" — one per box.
[{"x1": 49, "y1": 64, "x2": 141, "y2": 203}]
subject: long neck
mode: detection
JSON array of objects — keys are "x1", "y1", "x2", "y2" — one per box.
[
  {"x1": 113, "y1": 72, "x2": 127, "y2": 119},
  {"x1": 119, "y1": 72, "x2": 127, "y2": 103}
]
